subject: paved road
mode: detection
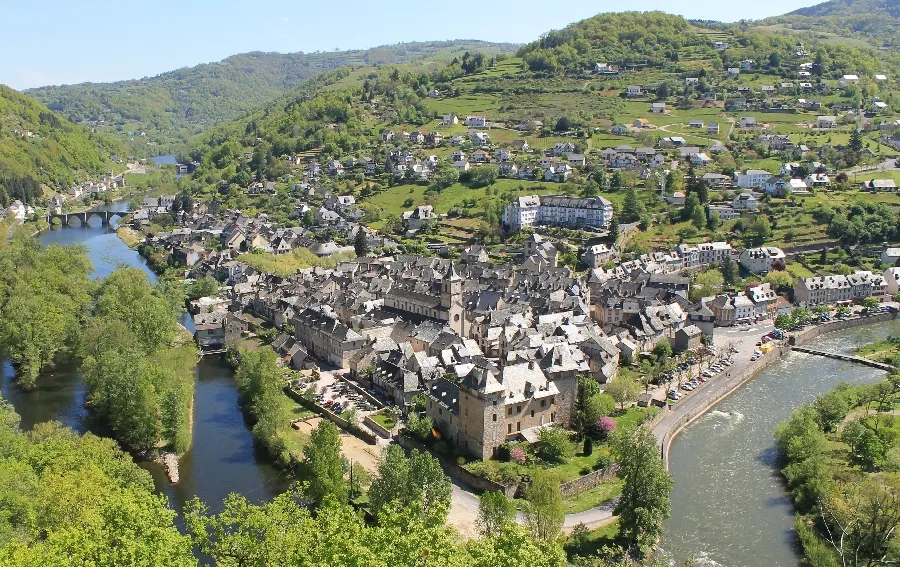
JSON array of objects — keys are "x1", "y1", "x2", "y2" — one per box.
[{"x1": 652, "y1": 321, "x2": 775, "y2": 446}]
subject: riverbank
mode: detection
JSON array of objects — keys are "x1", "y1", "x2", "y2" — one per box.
[
  {"x1": 654, "y1": 312, "x2": 897, "y2": 467},
  {"x1": 660, "y1": 320, "x2": 900, "y2": 566}
]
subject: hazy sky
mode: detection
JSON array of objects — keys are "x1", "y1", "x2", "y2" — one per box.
[{"x1": 2, "y1": 0, "x2": 823, "y2": 90}]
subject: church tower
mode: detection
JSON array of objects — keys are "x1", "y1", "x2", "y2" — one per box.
[{"x1": 441, "y1": 266, "x2": 465, "y2": 336}]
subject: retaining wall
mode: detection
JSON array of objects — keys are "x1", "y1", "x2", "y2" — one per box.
[
  {"x1": 284, "y1": 386, "x2": 378, "y2": 445},
  {"x1": 559, "y1": 465, "x2": 620, "y2": 499},
  {"x1": 364, "y1": 414, "x2": 396, "y2": 439},
  {"x1": 658, "y1": 312, "x2": 897, "y2": 464}
]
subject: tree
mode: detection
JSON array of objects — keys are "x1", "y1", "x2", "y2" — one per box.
[
  {"x1": 849, "y1": 128, "x2": 863, "y2": 155},
  {"x1": 369, "y1": 446, "x2": 451, "y2": 526},
  {"x1": 721, "y1": 256, "x2": 738, "y2": 286},
  {"x1": 522, "y1": 470, "x2": 564, "y2": 541},
  {"x1": 689, "y1": 269, "x2": 724, "y2": 302},
  {"x1": 774, "y1": 313, "x2": 795, "y2": 331},
  {"x1": 303, "y1": 420, "x2": 348, "y2": 506},
  {"x1": 622, "y1": 186, "x2": 643, "y2": 222},
  {"x1": 354, "y1": 227, "x2": 370, "y2": 257},
  {"x1": 863, "y1": 296, "x2": 880, "y2": 310},
  {"x1": 652, "y1": 339, "x2": 673, "y2": 364},
  {"x1": 813, "y1": 389, "x2": 850, "y2": 432},
  {"x1": 690, "y1": 204, "x2": 706, "y2": 230},
  {"x1": 707, "y1": 210, "x2": 722, "y2": 231},
  {"x1": 604, "y1": 376, "x2": 640, "y2": 411},
  {"x1": 656, "y1": 82, "x2": 670, "y2": 99},
  {"x1": 610, "y1": 170, "x2": 623, "y2": 191},
  {"x1": 537, "y1": 426, "x2": 574, "y2": 463},
  {"x1": 819, "y1": 477, "x2": 900, "y2": 566},
  {"x1": 747, "y1": 215, "x2": 772, "y2": 245},
  {"x1": 607, "y1": 216, "x2": 620, "y2": 242},
  {"x1": 613, "y1": 426, "x2": 673, "y2": 550},
  {"x1": 477, "y1": 491, "x2": 516, "y2": 537}
]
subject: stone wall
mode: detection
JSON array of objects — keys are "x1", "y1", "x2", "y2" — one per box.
[
  {"x1": 559, "y1": 465, "x2": 620, "y2": 499},
  {"x1": 396, "y1": 433, "x2": 519, "y2": 498},
  {"x1": 658, "y1": 312, "x2": 897, "y2": 464},
  {"x1": 364, "y1": 414, "x2": 396, "y2": 439},
  {"x1": 284, "y1": 386, "x2": 378, "y2": 445}
]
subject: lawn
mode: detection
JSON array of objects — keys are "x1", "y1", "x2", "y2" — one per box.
[
  {"x1": 565, "y1": 519, "x2": 622, "y2": 561},
  {"x1": 562, "y1": 478, "x2": 623, "y2": 514},
  {"x1": 854, "y1": 337, "x2": 900, "y2": 364},
  {"x1": 240, "y1": 248, "x2": 356, "y2": 277},
  {"x1": 277, "y1": 393, "x2": 315, "y2": 459},
  {"x1": 369, "y1": 411, "x2": 397, "y2": 431}
]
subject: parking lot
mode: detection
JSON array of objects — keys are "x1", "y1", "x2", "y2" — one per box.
[{"x1": 308, "y1": 371, "x2": 381, "y2": 420}]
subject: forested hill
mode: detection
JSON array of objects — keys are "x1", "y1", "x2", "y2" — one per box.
[
  {"x1": 516, "y1": 12, "x2": 701, "y2": 72},
  {"x1": 24, "y1": 41, "x2": 517, "y2": 155},
  {"x1": 788, "y1": 0, "x2": 900, "y2": 17},
  {"x1": 757, "y1": 0, "x2": 900, "y2": 48},
  {"x1": 0, "y1": 84, "x2": 116, "y2": 197}
]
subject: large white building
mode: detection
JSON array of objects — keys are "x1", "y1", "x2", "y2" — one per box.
[
  {"x1": 696, "y1": 242, "x2": 733, "y2": 265},
  {"x1": 739, "y1": 246, "x2": 786, "y2": 274},
  {"x1": 503, "y1": 195, "x2": 614, "y2": 231},
  {"x1": 734, "y1": 169, "x2": 772, "y2": 189}
]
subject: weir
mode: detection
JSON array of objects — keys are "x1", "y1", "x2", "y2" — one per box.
[{"x1": 790, "y1": 346, "x2": 895, "y2": 371}]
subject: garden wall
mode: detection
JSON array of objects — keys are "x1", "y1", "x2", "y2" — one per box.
[
  {"x1": 284, "y1": 386, "x2": 378, "y2": 445},
  {"x1": 559, "y1": 465, "x2": 620, "y2": 499}
]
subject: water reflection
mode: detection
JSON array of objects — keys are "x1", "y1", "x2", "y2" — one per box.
[{"x1": 2, "y1": 207, "x2": 287, "y2": 519}]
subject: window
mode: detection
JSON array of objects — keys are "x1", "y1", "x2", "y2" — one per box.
[
  {"x1": 541, "y1": 399, "x2": 546, "y2": 408},
  {"x1": 439, "y1": 408, "x2": 442, "y2": 415},
  {"x1": 516, "y1": 422, "x2": 521, "y2": 432},
  {"x1": 507, "y1": 424, "x2": 512, "y2": 434},
  {"x1": 531, "y1": 410, "x2": 535, "y2": 418},
  {"x1": 492, "y1": 414, "x2": 497, "y2": 422},
  {"x1": 507, "y1": 407, "x2": 512, "y2": 416},
  {"x1": 550, "y1": 412, "x2": 556, "y2": 423},
  {"x1": 516, "y1": 405, "x2": 521, "y2": 413}
]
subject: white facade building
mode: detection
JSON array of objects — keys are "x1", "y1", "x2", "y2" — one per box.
[{"x1": 503, "y1": 195, "x2": 614, "y2": 231}]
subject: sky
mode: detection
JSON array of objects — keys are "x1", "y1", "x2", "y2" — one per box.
[{"x1": 1, "y1": 0, "x2": 824, "y2": 91}]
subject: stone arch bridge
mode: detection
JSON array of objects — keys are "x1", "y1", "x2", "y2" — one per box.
[{"x1": 46, "y1": 210, "x2": 129, "y2": 226}]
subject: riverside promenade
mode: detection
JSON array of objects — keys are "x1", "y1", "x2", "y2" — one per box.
[{"x1": 652, "y1": 312, "x2": 897, "y2": 466}]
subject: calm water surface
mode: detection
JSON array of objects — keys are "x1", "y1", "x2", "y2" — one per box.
[
  {"x1": 1, "y1": 204, "x2": 286, "y2": 516},
  {"x1": 662, "y1": 322, "x2": 900, "y2": 567}
]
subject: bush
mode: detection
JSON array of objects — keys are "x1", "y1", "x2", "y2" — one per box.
[
  {"x1": 456, "y1": 455, "x2": 466, "y2": 466},
  {"x1": 596, "y1": 416, "x2": 617, "y2": 439},
  {"x1": 537, "y1": 426, "x2": 574, "y2": 464},
  {"x1": 510, "y1": 447, "x2": 527, "y2": 465},
  {"x1": 595, "y1": 454, "x2": 614, "y2": 470}
]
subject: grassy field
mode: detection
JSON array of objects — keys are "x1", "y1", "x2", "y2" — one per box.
[{"x1": 565, "y1": 519, "x2": 622, "y2": 560}]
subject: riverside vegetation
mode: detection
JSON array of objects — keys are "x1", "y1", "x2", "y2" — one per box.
[
  {"x1": 774, "y1": 375, "x2": 900, "y2": 566},
  {"x1": 0, "y1": 384, "x2": 675, "y2": 566},
  {"x1": 0, "y1": 227, "x2": 196, "y2": 454}
]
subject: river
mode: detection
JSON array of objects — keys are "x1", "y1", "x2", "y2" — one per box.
[
  {"x1": 0, "y1": 201, "x2": 287, "y2": 516},
  {"x1": 661, "y1": 322, "x2": 900, "y2": 567}
]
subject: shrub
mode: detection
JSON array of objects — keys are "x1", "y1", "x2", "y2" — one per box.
[
  {"x1": 595, "y1": 454, "x2": 614, "y2": 470},
  {"x1": 456, "y1": 455, "x2": 467, "y2": 466},
  {"x1": 596, "y1": 416, "x2": 617, "y2": 439},
  {"x1": 510, "y1": 447, "x2": 527, "y2": 465},
  {"x1": 537, "y1": 427, "x2": 574, "y2": 464}
]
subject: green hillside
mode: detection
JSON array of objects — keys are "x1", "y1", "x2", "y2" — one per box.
[
  {"x1": 0, "y1": 84, "x2": 116, "y2": 201},
  {"x1": 25, "y1": 41, "x2": 517, "y2": 157},
  {"x1": 171, "y1": 10, "x2": 900, "y2": 249},
  {"x1": 758, "y1": 0, "x2": 900, "y2": 48}
]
